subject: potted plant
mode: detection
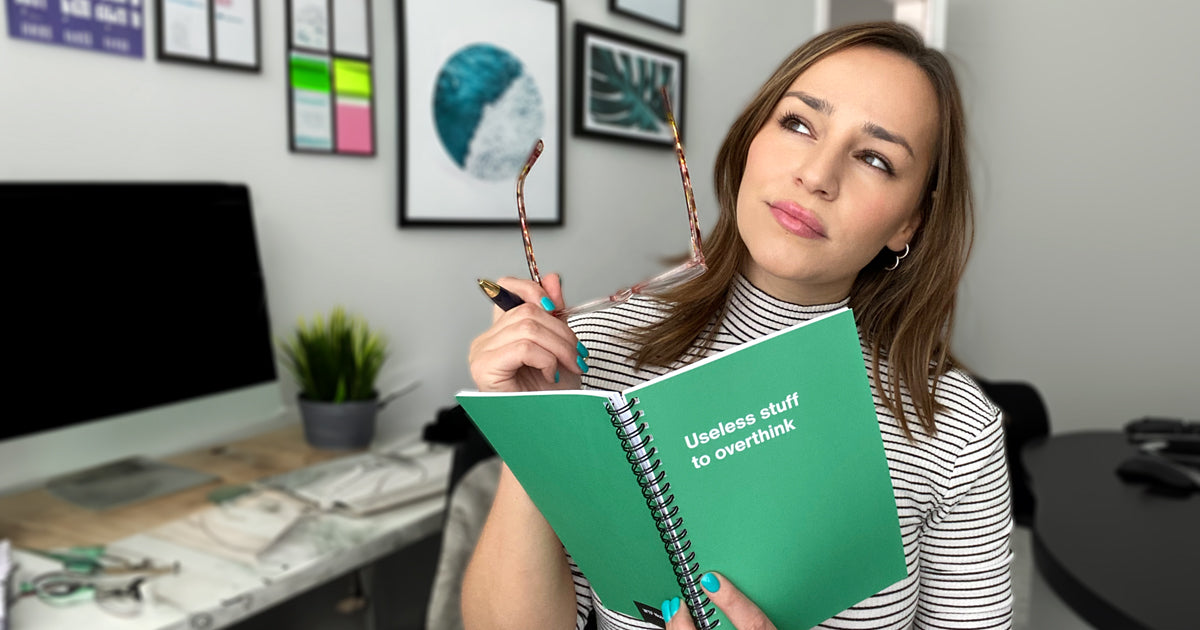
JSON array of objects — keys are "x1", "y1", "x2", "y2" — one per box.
[{"x1": 279, "y1": 306, "x2": 388, "y2": 449}]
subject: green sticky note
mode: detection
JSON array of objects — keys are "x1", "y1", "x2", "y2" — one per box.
[
  {"x1": 290, "y1": 53, "x2": 331, "y2": 93},
  {"x1": 334, "y1": 59, "x2": 372, "y2": 98}
]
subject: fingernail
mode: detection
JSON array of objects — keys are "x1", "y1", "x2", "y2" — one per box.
[
  {"x1": 576, "y1": 341, "x2": 589, "y2": 358},
  {"x1": 554, "y1": 370, "x2": 560, "y2": 384},
  {"x1": 540, "y1": 296, "x2": 556, "y2": 311},
  {"x1": 701, "y1": 572, "x2": 720, "y2": 593},
  {"x1": 576, "y1": 356, "x2": 588, "y2": 373},
  {"x1": 661, "y1": 598, "x2": 673, "y2": 623},
  {"x1": 671, "y1": 597, "x2": 682, "y2": 618}
]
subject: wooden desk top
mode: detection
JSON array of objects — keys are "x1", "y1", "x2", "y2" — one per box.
[{"x1": 0, "y1": 425, "x2": 357, "y2": 549}]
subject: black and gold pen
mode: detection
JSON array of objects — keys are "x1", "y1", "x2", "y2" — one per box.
[{"x1": 477, "y1": 278, "x2": 525, "y2": 311}]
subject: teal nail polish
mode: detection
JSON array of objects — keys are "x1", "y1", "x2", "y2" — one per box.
[
  {"x1": 576, "y1": 341, "x2": 589, "y2": 358},
  {"x1": 540, "y1": 296, "x2": 555, "y2": 311},
  {"x1": 701, "y1": 572, "x2": 720, "y2": 592},
  {"x1": 554, "y1": 370, "x2": 560, "y2": 383},
  {"x1": 576, "y1": 355, "x2": 588, "y2": 373},
  {"x1": 671, "y1": 597, "x2": 682, "y2": 618},
  {"x1": 661, "y1": 599, "x2": 673, "y2": 623}
]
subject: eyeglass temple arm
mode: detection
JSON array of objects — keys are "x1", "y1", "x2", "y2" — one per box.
[
  {"x1": 661, "y1": 86, "x2": 704, "y2": 263},
  {"x1": 516, "y1": 91, "x2": 697, "y2": 293},
  {"x1": 516, "y1": 138, "x2": 544, "y2": 284}
]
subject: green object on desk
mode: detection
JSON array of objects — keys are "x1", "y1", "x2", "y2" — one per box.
[
  {"x1": 26, "y1": 546, "x2": 109, "y2": 575},
  {"x1": 207, "y1": 484, "x2": 253, "y2": 504},
  {"x1": 17, "y1": 575, "x2": 95, "y2": 606}
]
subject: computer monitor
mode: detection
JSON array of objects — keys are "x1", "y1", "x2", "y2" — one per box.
[{"x1": 0, "y1": 182, "x2": 285, "y2": 493}]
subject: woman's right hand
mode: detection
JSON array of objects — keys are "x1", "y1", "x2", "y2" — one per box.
[
  {"x1": 468, "y1": 273, "x2": 586, "y2": 392},
  {"x1": 464, "y1": 273, "x2": 586, "y2": 629}
]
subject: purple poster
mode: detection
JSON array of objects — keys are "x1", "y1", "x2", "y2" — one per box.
[{"x1": 6, "y1": 0, "x2": 144, "y2": 58}]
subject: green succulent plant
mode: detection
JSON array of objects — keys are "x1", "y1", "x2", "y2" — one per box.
[{"x1": 278, "y1": 307, "x2": 387, "y2": 403}]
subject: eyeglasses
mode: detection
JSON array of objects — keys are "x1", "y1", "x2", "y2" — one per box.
[{"x1": 516, "y1": 86, "x2": 706, "y2": 317}]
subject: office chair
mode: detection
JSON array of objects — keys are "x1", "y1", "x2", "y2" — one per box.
[{"x1": 975, "y1": 378, "x2": 1051, "y2": 527}]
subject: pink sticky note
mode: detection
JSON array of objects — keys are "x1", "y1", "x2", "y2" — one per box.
[{"x1": 336, "y1": 102, "x2": 373, "y2": 154}]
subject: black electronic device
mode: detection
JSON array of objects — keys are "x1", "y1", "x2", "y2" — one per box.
[
  {"x1": 1124, "y1": 417, "x2": 1200, "y2": 455},
  {"x1": 1115, "y1": 453, "x2": 1199, "y2": 495},
  {"x1": 1, "y1": 182, "x2": 277, "y2": 442}
]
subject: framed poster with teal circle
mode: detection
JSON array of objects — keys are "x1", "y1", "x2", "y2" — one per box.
[{"x1": 399, "y1": 0, "x2": 562, "y2": 226}]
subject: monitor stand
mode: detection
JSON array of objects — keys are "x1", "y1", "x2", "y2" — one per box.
[{"x1": 45, "y1": 457, "x2": 218, "y2": 511}]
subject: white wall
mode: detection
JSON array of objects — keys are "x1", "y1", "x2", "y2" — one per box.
[
  {"x1": 945, "y1": 0, "x2": 1200, "y2": 431},
  {"x1": 0, "y1": 1, "x2": 816, "y2": 486}
]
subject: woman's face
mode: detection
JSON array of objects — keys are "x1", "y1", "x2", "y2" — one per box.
[{"x1": 736, "y1": 45, "x2": 939, "y2": 304}]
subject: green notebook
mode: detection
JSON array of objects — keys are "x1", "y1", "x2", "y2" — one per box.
[{"x1": 456, "y1": 308, "x2": 905, "y2": 629}]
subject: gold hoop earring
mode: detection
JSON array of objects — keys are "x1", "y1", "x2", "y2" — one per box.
[{"x1": 884, "y1": 244, "x2": 910, "y2": 271}]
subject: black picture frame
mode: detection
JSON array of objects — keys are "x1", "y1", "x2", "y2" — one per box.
[
  {"x1": 156, "y1": 0, "x2": 262, "y2": 72},
  {"x1": 608, "y1": 0, "x2": 684, "y2": 34},
  {"x1": 397, "y1": 0, "x2": 564, "y2": 227},
  {"x1": 573, "y1": 22, "x2": 685, "y2": 148},
  {"x1": 286, "y1": 0, "x2": 378, "y2": 157}
]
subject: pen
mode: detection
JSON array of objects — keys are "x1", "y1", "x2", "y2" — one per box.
[{"x1": 477, "y1": 278, "x2": 525, "y2": 311}]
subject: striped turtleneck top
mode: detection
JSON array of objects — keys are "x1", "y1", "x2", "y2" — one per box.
[{"x1": 566, "y1": 274, "x2": 1014, "y2": 630}]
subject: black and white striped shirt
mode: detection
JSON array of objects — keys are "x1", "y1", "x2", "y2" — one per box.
[{"x1": 567, "y1": 274, "x2": 1014, "y2": 630}]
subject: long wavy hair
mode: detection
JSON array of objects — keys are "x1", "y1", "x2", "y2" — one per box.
[{"x1": 631, "y1": 22, "x2": 974, "y2": 440}]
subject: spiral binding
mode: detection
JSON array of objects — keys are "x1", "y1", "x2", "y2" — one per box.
[{"x1": 605, "y1": 397, "x2": 718, "y2": 629}]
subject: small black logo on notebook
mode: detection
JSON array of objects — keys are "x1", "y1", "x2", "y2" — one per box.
[{"x1": 635, "y1": 600, "x2": 666, "y2": 627}]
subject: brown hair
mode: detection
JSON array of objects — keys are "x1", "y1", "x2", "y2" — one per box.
[{"x1": 631, "y1": 22, "x2": 973, "y2": 440}]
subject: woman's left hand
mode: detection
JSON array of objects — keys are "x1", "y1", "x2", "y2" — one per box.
[{"x1": 664, "y1": 572, "x2": 777, "y2": 630}]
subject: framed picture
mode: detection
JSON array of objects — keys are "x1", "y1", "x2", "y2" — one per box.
[
  {"x1": 573, "y1": 22, "x2": 685, "y2": 148},
  {"x1": 398, "y1": 0, "x2": 563, "y2": 226},
  {"x1": 287, "y1": 0, "x2": 377, "y2": 156},
  {"x1": 608, "y1": 0, "x2": 684, "y2": 33},
  {"x1": 7, "y1": 0, "x2": 145, "y2": 57},
  {"x1": 156, "y1": 0, "x2": 261, "y2": 71},
  {"x1": 815, "y1": 0, "x2": 946, "y2": 49}
]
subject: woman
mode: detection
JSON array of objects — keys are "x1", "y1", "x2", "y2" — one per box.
[{"x1": 464, "y1": 21, "x2": 1013, "y2": 630}]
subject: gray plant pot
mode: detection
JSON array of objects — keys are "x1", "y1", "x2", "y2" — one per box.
[{"x1": 298, "y1": 396, "x2": 378, "y2": 450}]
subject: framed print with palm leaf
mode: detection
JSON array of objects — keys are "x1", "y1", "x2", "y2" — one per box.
[{"x1": 573, "y1": 22, "x2": 685, "y2": 147}]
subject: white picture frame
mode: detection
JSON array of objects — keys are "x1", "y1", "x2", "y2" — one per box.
[
  {"x1": 398, "y1": 0, "x2": 563, "y2": 226},
  {"x1": 814, "y1": 0, "x2": 946, "y2": 50}
]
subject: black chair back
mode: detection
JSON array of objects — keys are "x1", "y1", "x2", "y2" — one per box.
[{"x1": 976, "y1": 379, "x2": 1051, "y2": 527}]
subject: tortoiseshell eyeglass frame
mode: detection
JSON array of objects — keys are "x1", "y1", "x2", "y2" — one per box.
[{"x1": 515, "y1": 86, "x2": 706, "y2": 317}]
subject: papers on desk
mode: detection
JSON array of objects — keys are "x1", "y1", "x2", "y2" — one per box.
[
  {"x1": 147, "y1": 490, "x2": 309, "y2": 566},
  {"x1": 1, "y1": 539, "x2": 10, "y2": 630},
  {"x1": 142, "y1": 443, "x2": 450, "y2": 568},
  {"x1": 263, "y1": 444, "x2": 453, "y2": 517}
]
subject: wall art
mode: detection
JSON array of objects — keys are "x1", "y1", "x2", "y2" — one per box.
[
  {"x1": 574, "y1": 22, "x2": 684, "y2": 148},
  {"x1": 287, "y1": 0, "x2": 376, "y2": 155},
  {"x1": 398, "y1": 0, "x2": 562, "y2": 226}
]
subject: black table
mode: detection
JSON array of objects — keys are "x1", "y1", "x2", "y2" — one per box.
[{"x1": 1022, "y1": 431, "x2": 1199, "y2": 630}]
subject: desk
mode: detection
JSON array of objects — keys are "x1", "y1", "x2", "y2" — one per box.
[
  {"x1": 1, "y1": 426, "x2": 450, "y2": 630},
  {"x1": 1023, "y1": 431, "x2": 1199, "y2": 630}
]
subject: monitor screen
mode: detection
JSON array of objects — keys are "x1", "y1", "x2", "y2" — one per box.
[{"x1": 2, "y1": 182, "x2": 278, "y2": 443}]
